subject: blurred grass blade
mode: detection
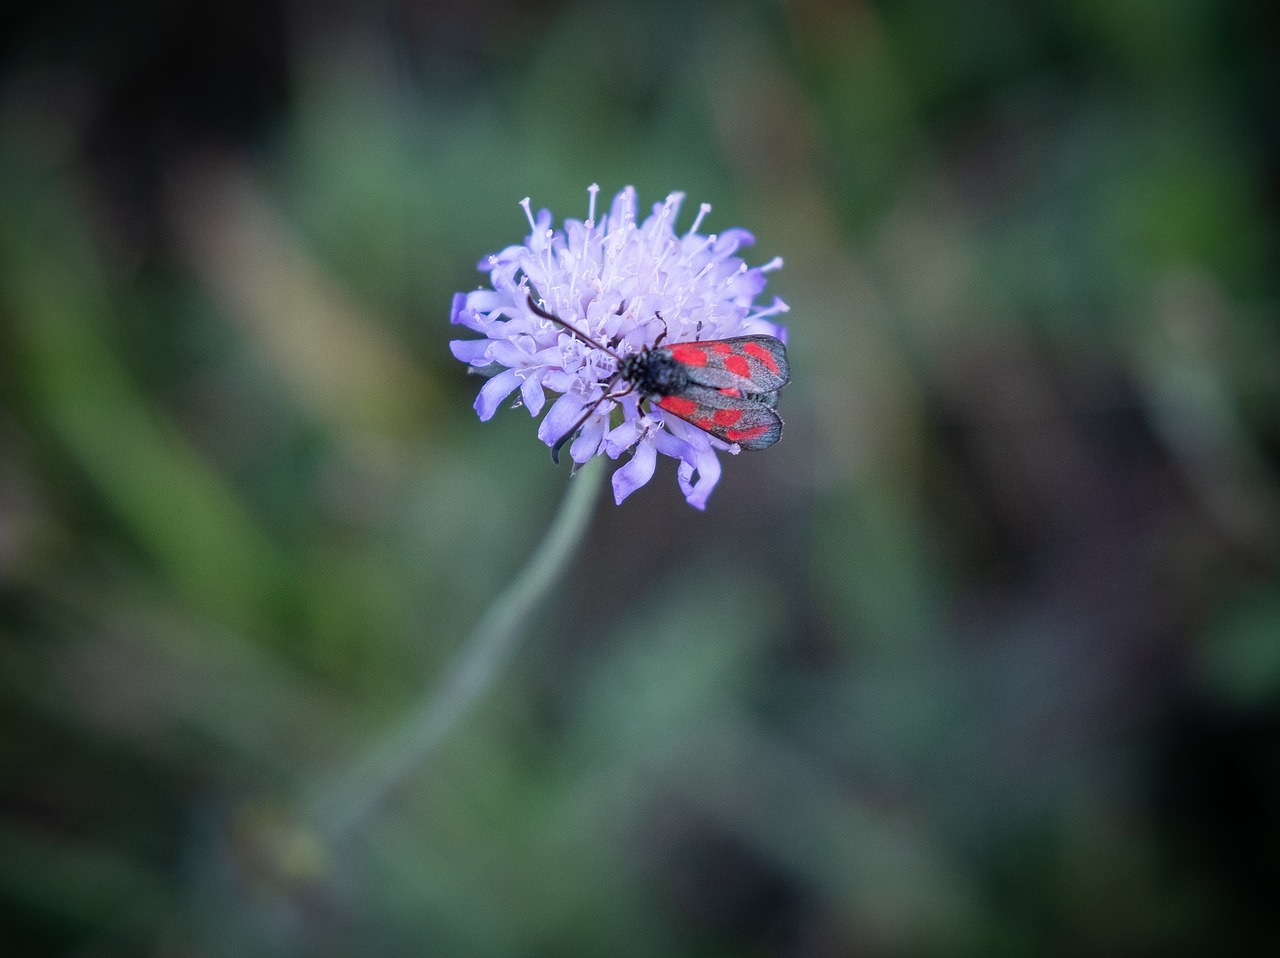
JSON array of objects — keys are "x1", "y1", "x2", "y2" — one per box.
[
  {"x1": 167, "y1": 160, "x2": 435, "y2": 439},
  {"x1": 0, "y1": 158, "x2": 289, "y2": 630}
]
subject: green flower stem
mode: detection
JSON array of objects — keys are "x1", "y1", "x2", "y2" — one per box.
[{"x1": 309, "y1": 457, "x2": 604, "y2": 840}]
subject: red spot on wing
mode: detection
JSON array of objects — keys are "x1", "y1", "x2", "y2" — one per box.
[
  {"x1": 659, "y1": 395, "x2": 698, "y2": 417},
  {"x1": 726, "y1": 424, "x2": 770, "y2": 443},
  {"x1": 713, "y1": 408, "x2": 743, "y2": 426},
  {"x1": 669, "y1": 344, "x2": 709, "y2": 367},
  {"x1": 743, "y1": 340, "x2": 781, "y2": 375},
  {"x1": 724, "y1": 354, "x2": 750, "y2": 378},
  {"x1": 711, "y1": 342, "x2": 734, "y2": 354},
  {"x1": 719, "y1": 387, "x2": 741, "y2": 398}
]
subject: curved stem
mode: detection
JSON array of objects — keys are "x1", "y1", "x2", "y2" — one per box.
[{"x1": 308, "y1": 457, "x2": 604, "y2": 840}]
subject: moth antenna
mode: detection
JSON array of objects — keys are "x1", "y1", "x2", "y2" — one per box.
[
  {"x1": 527, "y1": 295, "x2": 620, "y2": 359},
  {"x1": 651, "y1": 310, "x2": 669, "y2": 347}
]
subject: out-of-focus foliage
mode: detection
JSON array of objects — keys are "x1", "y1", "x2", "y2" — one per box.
[{"x1": 2, "y1": 0, "x2": 1278, "y2": 954}]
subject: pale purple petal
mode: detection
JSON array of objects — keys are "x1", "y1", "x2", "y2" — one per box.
[
  {"x1": 451, "y1": 305, "x2": 485, "y2": 333},
  {"x1": 452, "y1": 290, "x2": 510, "y2": 331},
  {"x1": 464, "y1": 289, "x2": 508, "y2": 312},
  {"x1": 651, "y1": 426, "x2": 695, "y2": 463},
  {"x1": 450, "y1": 292, "x2": 469, "y2": 323},
  {"x1": 677, "y1": 443, "x2": 722, "y2": 511},
  {"x1": 537, "y1": 392, "x2": 592, "y2": 445},
  {"x1": 712, "y1": 228, "x2": 755, "y2": 256},
  {"x1": 475, "y1": 369, "x2": 522, "y2": 421},
  {"x1": 603, "y1": 418, "x2": 642, "y2": 458},
  {"x1": 449, "y1": 339, "x2": 492, "y2": 365},
  {"x1": 541, "y1": 368, "x2": 577, "y2": 395},
  {"x1": 488, "y1": 338, "x2": 535, "y2": 367},
  {"x1": 519, "y1": 372, "x2": 547, "y2": 416},
  {"x1": 480, "y1": 245, "x2": 526, "y2": 271},
  {"x1": 569, "y1": 413, "x2": 609, "y2": 463},
  {"x1": 612, "y1": 440, "x2": 657, "y2": 504},
  {"x1": 732, "y1": 269, "x2": 770, "y2": 299}
]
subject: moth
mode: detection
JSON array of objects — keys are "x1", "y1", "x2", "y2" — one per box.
[{"x1": 526, "y1": 295, "x2": 790, "y2": 463}]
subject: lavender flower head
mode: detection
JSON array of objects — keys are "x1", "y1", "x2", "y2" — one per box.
[{"x1": 450, "y1": 185, "x2": 788, "y2": 509}]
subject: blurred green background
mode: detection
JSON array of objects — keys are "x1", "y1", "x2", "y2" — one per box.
[{"x1": 2, "y1": 0, "x2": 1279, "y2": 954}]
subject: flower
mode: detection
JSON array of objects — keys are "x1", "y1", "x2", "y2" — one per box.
[{"x1": 450, "y1": 184, "x2": 788, "y2": 509}]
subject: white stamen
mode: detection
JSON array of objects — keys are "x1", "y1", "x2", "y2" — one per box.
[
  {"x1": 660, "y1": 193, "x2": 682, "y2": 224},
  {"x1": 748, "y1": 297, "x2": 791, "y2": 321},
  {"x1": 688, "y1": 202, "x2": 711, "y2": 236},
  {"x1": 519, "y1": 197, "x2": 535, "y2": 232},
  {"x1": 586, "y1": 183, "x2": 599, "y2": 228},
  {"x1": 684, "y1": 234, "x2": 717, "y2": 260}
]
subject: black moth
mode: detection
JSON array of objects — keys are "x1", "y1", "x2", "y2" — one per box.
[{"x1": 526, "y1": 295, "x2": 790, "y2": 463}]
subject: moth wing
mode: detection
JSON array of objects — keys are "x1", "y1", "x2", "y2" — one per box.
[
  {"x1": 667, "y1": 336, "x2": 790, "y2": 392},
  {"x1": 655, "y1": 384, "x2": 784, "y2": 450},
  {"x1": 724, "y1": 336, "x2": 790, "y2": 390}
]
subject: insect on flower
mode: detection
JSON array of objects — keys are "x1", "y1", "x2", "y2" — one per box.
[
  {"x1": 525, "y1": 295, "x2": 790, "y2": 465},
  {"x1": 451, "y1": 185, "x2": 791, "y2": 508}
]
